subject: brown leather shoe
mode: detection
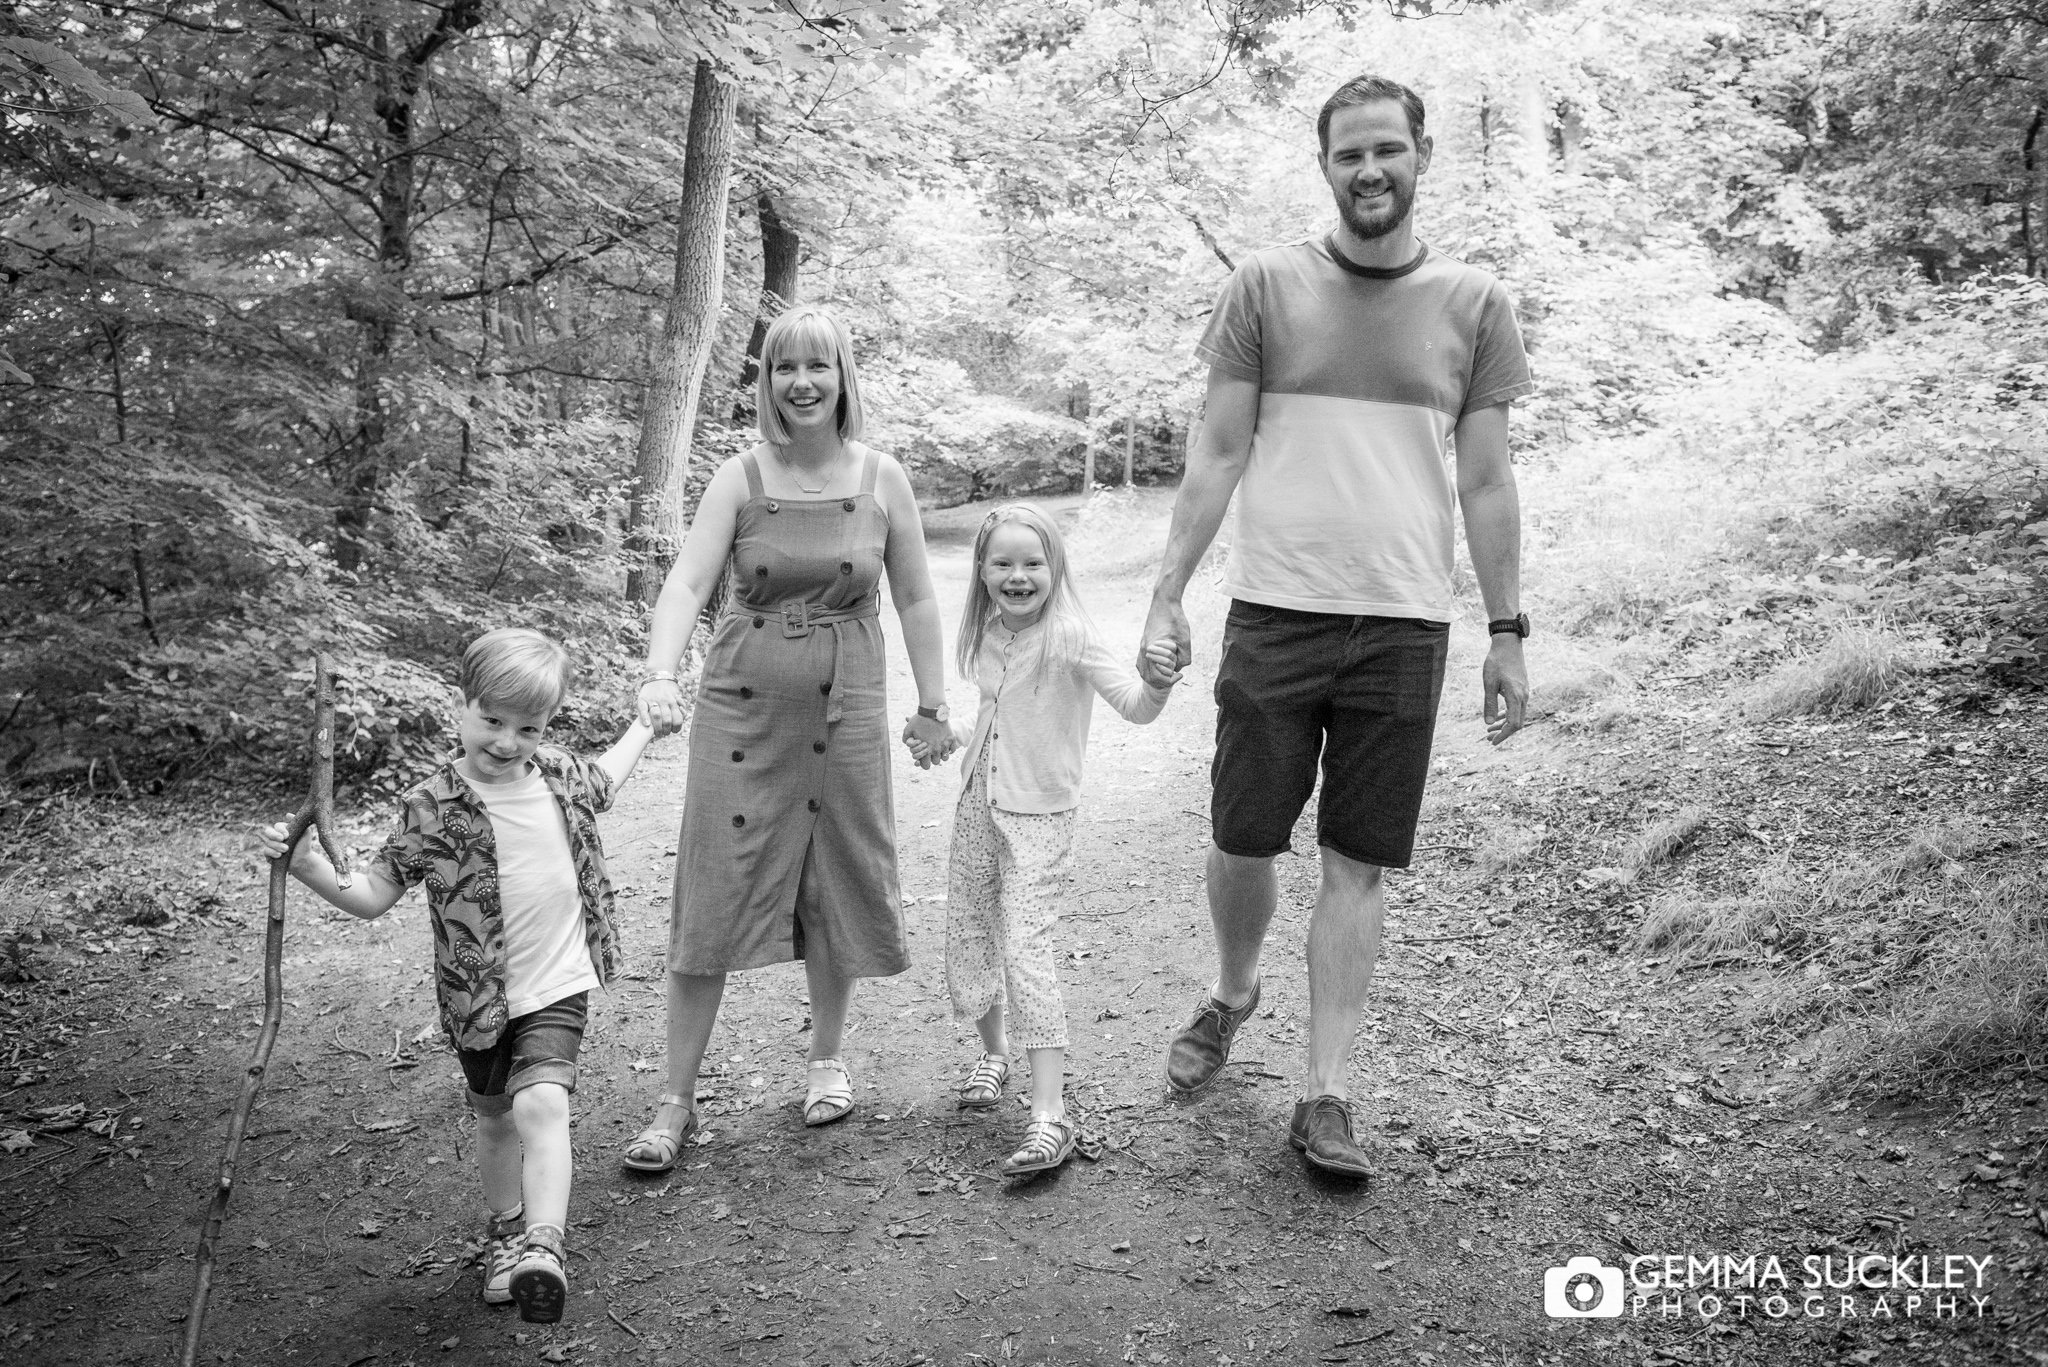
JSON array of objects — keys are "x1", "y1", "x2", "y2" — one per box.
[
  {"x1": 1163, "y1": 979, "x2": 1260, "y2": 1094},
  {"x1": 1288, "y1": 1094, "x2": 1372, "y2": 1180}
]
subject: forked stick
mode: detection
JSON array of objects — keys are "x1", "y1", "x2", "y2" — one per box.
[{"x1": 180, "y1": 657, "x2": 348, "y2": 1366}]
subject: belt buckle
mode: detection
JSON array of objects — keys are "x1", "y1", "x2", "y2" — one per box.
[{"x1": 780, "y1": 600, "x2": 812, "y2": 637}]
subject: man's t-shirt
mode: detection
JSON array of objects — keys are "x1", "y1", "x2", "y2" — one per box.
[
  {"x1": 1195, "y1": 238, "x2": 1534, "y2": 621},
  {"x1": 470, "y1": 768, "x2": 600, "y2": 1019}
]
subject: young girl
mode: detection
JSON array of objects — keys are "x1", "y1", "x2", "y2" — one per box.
[{"x1": 910, "y1": 503, "x2": 1181, "y2": 1176}]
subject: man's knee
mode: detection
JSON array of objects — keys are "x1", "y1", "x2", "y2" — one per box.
[{"x1": 1319, "y1": 845, "x2": 1386, "y2": 892}]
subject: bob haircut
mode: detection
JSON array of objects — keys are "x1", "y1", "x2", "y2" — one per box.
[
  {"x1": 459, "y1": 627, "x2": 573, "y2": 715},
  {"x1": 755, "y1": 304, "x2": 867, "y2": 446},
  {"x1": 1316, "y1": 74, "x2": 1427, "y2": 156},
  {"x1": 955, "y1": 502, "x2": 1091, "y2": 680}
]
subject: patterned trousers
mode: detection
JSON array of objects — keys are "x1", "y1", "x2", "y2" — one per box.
[{"x1": 945, "y1": 752, "x2": 1075, "y2": 1051}]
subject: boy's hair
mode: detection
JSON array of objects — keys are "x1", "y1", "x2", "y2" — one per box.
[
  {"x1": 459, "y1": 628, "x2": 573, "y2": 715},
  {"x1": 1317, "y1": 74, "x2": 1427, "y2": 155},
  {"x1": 755, "y1": 305, "x2": 867, "y2": 446},
  {"x1": 955, "y1": 502, "x2": 1091, "y2": 680}
]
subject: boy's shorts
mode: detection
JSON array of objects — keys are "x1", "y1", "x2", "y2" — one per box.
[
  {"x1": 1210, "y1": 602, "x2": 1449, "y2": 868},
  {"x1": 456, "y1": 992, "x2": 588, "y2": 1117}
]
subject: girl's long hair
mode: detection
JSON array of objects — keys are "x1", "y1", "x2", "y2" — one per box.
[{"x1": 955, "y1": 502, "x2": 1091, "y2": 682}]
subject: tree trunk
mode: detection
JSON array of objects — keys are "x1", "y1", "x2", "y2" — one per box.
[
  {"x1": 1123, "y1": 415, "x2": 1135, "y2": 487},
  {"x1": 2023, "y1": 104, "x2": 2044, "y2": 278},
  {"x1": 335, "y1": 1, "x2": 483, "y2": 572},
  {"x1": 627, "y1": 58, "x2": 738, "y2": 605},
  {"x1": 738, "y1": 191, "x2": 801, "y2": 388}
]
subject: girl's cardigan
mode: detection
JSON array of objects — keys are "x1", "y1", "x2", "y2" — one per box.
[{"x1": 952, "y1": 618, "x2": 1169, "y2": 814}]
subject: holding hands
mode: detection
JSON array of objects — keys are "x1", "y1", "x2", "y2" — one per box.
[
  {"x1": 901, "y1": 712, "x2": 957, "y2": 770},
  {"x1": 638, "y1": 676, "x2": 687, "y2": 738},
  {"x1": 1137, "y1": 638, "x2": 1184, "y2": 690}
]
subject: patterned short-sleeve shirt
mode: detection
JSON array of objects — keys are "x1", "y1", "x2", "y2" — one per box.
[{"x1": 369, "y1": 747, "x2": 622, "y2": 1051}]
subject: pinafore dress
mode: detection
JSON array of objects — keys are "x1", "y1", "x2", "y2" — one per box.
[{"x1": 668, "y1": 447, "x2": 909, "y2": 978}]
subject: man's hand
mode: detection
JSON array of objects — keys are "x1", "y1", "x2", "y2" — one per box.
[
  {"x1": 1481, "y1": 636, "x2": 1529, "y2": 745},
  {"x1": 1139, "y1": 638, "x2": 1184, "y2": 689},
  {"x1": 1141, "y1": 594, "x2": 1192, "y2": 681}
]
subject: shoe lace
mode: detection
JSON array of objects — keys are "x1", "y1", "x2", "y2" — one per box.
[{"x1": 1192, "y1": 998, "x2": 1242, "y2": 1038}]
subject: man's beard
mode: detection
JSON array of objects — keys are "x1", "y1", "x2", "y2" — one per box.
[{"x1": 1336, "y1": 180, "x2": 1414, "y2": 240}]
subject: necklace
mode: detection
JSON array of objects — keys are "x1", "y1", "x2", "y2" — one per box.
[{"x1": 781, "y1": 453, "x2": 832, "y2": 494}]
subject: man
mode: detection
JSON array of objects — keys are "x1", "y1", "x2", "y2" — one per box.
[{"x1": 1141, "y1": 74, "x2": 1533, "y2": 1180}]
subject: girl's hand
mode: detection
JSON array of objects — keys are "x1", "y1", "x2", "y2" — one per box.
[
  {"x1": 1140, "y1": 639, "x2": 1184, "y2": 689},
  {"x1": 639, "y1": 677, "x2": 686, "y2": 738},
  {"x1": 901, "y1": 713, "x2": 951, "y2": 770}
]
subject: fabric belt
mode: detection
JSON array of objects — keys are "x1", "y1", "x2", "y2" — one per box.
[{"x1": 729, "y1": 596, "x2": 880, "y2": 725}]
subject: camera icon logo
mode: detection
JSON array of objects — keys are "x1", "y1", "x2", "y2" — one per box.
[{"x1": 1544, "y1": 1256, "x2": 1624, "y2": 1318}]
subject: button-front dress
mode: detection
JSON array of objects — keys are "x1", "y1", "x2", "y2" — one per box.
[{"x1": 668, "y1": 447, "x2": 909, "y2": 978}]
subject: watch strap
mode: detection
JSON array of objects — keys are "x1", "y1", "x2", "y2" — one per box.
[{"x1": 1487, "y1": 614, "x2": 1530, "y2": 639}]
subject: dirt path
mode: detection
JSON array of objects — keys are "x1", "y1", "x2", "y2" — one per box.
[{"x1": 2, "y1": 489, "x2": 2044, "y2": 1367}]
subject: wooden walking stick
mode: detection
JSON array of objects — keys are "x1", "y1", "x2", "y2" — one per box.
[{"x1": 180, "y1": 658, "x2": 349, "y2": 1367}]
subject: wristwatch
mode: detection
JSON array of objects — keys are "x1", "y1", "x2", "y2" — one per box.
[
  {"x1": 916, "y1": 704, "x2": 949, "y2": 722},
  {"x1": 1487, "y1": 613, "x2": 1531, "y2": 640}
]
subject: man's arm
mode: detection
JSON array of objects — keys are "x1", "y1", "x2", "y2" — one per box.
[
  {"x1": 1454, "y1": 402, "x2": 1527, "y2": 745},
  {"x1": 1143, "y1": 367, "x2": 1261, "y2": 670}
]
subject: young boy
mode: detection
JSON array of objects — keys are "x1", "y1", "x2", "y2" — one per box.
[{"x1": 259, "y1": 627, "x2": 653, "y2": 1323}]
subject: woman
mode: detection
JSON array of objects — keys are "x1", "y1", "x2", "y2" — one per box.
[{"x1": 625, "y1": 305, "x2": 955, "y2": 1172}]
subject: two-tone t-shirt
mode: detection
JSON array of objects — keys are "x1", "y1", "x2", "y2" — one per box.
[{"x1": 1195, "y1": 238, "x2": 1534, "y2": 621}]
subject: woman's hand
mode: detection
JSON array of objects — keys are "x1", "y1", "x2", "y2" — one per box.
[
  {"x1": 639, "y1": 678, "x2": 687, "y2": 738},
  {"x1": 900, "y1": 713, "x2": 954, "y2": 770}
]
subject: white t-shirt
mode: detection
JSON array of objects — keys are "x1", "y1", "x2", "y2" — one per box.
[{"x1": 471, "y1": 767, "x2": 599, "y2": 1017}]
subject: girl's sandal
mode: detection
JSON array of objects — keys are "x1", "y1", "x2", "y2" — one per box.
[
  {"x1": 621, "y1": 1094, "x2": 696, "y2": 1173},
  {"x1": 1001, "y1": 1116, "x2": 1078, "y2": 1177},
  {"x1": 803, "y1": 1058, "x2": 855, "y2": 1127},
  {"x1": 956, "y1": 1052, "x2": 1010, "y2": 1110}
]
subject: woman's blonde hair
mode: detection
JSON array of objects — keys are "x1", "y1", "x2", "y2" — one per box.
[
  {"x1": 755, "y1": 304, "x2": 866, "y2": 445},
  {"x1": 955, "y1": 502, "x2": 1090, "y2": 680}
]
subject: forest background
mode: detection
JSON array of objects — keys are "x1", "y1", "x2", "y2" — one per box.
[{"x1": 4, "y1": 0, "x2": 2046, "y2": 799}]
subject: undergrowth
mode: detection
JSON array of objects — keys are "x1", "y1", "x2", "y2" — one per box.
[{"x1": 1626, "y1": 819, "x2": 2046, "y2": 1095}]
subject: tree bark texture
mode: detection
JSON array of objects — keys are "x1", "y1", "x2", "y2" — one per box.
[
  {"x1": 738, "y1": 191, "x2": 802, "y2": 388},
  {"x1": 628, "y1": 58, "x2": 738, "y2": 605}
]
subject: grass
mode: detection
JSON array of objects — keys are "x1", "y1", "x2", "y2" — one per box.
[
  {"x1": 1740, "y1": 624, "x2": 1926, "y2": 719},
  {"x1": 1808, "y1": 867, "x2": 2048, "y2": 1093},
  {"x1": 1622, "y1": 805, "x2": 1712, "y2": 874},
  {"x1": 1622, "y1": 816, "x2": 2044, "y2": 1094}
]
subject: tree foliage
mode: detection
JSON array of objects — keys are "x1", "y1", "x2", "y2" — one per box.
[{"x1": 2, "y1": 0, "x2": 2043, "y2": 800}]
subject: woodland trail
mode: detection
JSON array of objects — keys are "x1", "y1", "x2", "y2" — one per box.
[{"x1": 1, "y1": 488, "x2": 2045, "y2": 1367}]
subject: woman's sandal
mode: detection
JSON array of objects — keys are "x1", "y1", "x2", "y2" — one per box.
[
  {"x1": 956, "y1": 1052, "x2": 1010, "y2": 1110},
  {"x1": 1001, "y1": 1115, "x2": 1078, "y2": 1177},
  {"x1": 803, "y1": 1058, "x2": 855, "y2": 1127},
  {"x1": 621, "y1": 1093, "x2": 696, "y2": 1173}
]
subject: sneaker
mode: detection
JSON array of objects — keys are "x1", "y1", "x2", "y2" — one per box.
[
  {"x1": 480, "y1": 1207, "x2": 523, "y2": 1305},
  {"x1": 1288, "y1": 1094, "x2": 1372, "y2": 1180},
  {"x1": 509, "y1": 1225, "x2": 568, "y2": 1324},
  {"x1": 1163, "y1": 979, "x2": 1261, "y2": 1094}
]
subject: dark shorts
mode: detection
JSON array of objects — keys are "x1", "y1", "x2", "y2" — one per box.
[
  {"x1": 1211, "y1": 602, "x2": 1449, "y2": 867},
  {"x1": 456, "y1": 992, "x2": 588, "y2": 1117}
]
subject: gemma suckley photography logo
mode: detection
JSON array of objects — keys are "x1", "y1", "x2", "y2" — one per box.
[{"x1": 1544, "y1": 1252, "x2": 1996, "y2": 1321}]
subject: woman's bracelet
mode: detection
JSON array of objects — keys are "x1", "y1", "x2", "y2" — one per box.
[{"x1": 637, "y1": 671, "x2": 678, "y2": 690}]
